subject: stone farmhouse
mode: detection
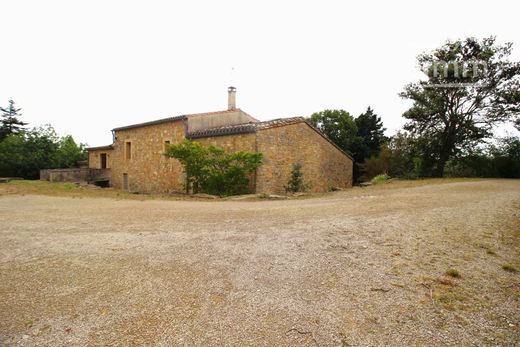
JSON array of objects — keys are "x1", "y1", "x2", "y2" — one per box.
[{"x1": 86, "y1": 88, "x2": 353, "y2": 194}]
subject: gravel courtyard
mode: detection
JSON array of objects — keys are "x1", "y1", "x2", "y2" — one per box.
[{"x1": 1, "y1": 180, "x2": 519, "y2": 346}]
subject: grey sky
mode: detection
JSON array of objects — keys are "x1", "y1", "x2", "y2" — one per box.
[{"x1": 1, "y1": 0, "x2": 519, "y2": 146}]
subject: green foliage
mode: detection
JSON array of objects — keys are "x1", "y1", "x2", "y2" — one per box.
[
  {"x1": 285, "y1": 163, "x2": 308, "y2": 193},
  {"x1": 361, "y1": 132, "x2": 420, "y2": 180},
  {"x1": 502, "y1": 264, "x2": 517, "y2": 273},
  {"x1": 309, "y1": 109, "x2": 358, "y2": 156},
  {"x1": 445, "y1": 137, "x2": 520, "y2": 178},
  {"x1": 0, "y1": 99, "x2": 27, "y2": 141},
  {"x1": 165, "y1": 140, "x2": 263, "y2": 196},
  {"x1": 164, "y1": 140, "x2": 207, "y2": 194},
  {"x1": 55, "y1": 135, "x2": 88, "y2": 168},
  {"x1": 309, "y1": 107, "x2": 387, "y2": 183},
  {"x1": 371, "y1": 173, "x2": 390, "y2": 184},
  {"x1": 364, "y1": 132, "x2": 520, "y2": 180},
  {"x1": 445, "y1": 268, "x2": 461, "y2": 278},
  {"x1": 400, "y1": 36, "x2": 520, "y2": 177},
  {"x1": 354, "y1": 107, "x2": 387, "y2": 161},
  {"x1": 0, "y1": 125, "x2": 87, "y2": 179}
]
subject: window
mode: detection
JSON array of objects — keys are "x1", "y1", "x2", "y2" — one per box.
[
  {"x1": 125, "y1": 142, "x2": 132, "y2": 160},
  {"x1": 164, "y1": 140, "x2": 171, "y2": 151}
]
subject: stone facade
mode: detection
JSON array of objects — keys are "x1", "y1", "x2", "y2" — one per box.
[
  {"x1": 87, "y1": 104, "x2": 353, "y2": 194},
  {"x1": 256, "y1": 122, "x2": 352, "y2": 193},
  {"x1": 88, "y1": 147, "x2": 112, "y2": 169},
  {"x1": 190, "y1": 122, "x2": 352, "y2": 193},
  {"x1": 110, "y1": 121, "x2": 186, "y2": 193}
]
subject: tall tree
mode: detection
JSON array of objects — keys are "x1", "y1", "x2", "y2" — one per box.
[
  {"x1": 400, "y1": 36, "x2": 520, "y2": 177},
  {"x1": 0, "y1": 126, "x2": 59, "y2": 178},
  {"x1": 0, "y1": 99, "x2": 27, "y2": 141},
  {"x1": 309, "y1": 108, "x2": 387, "y2": 182},
  {"x1": 55, "y1": 135, "x2": 88, "y2": 168},
  {"x1": 308, "y1": 109, "x2": 359, "y2": 157},
  {"x1": 354, "y1": 107, "x2": 387, "y2": 162}
]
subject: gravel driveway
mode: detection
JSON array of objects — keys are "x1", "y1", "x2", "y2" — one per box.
[{"x1": 1, "y1": 180, "x2": 519, "y2": 346}]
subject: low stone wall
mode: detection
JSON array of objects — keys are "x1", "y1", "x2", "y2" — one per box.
[{"x1": 40, "y1": 168, "x2": 110, "y2": 183}]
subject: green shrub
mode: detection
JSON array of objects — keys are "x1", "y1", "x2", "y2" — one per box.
[
  {"x1": 502, "y1": 264, "x2": 517, "y2": 273},
  {"x1": 445, "y1": 268, "x2": 461, "y2": 278},
  {"x1": 285, "y1": 163, "x2": 308, "y2": 193},
  {"x1": 371, "y1": 173, "x2": 390, "y2": 184},
  {"x1": 165, "y1": 140, "x2": 263, "y2": 196}
]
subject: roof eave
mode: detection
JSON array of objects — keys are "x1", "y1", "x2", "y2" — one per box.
[{"x1": 112, "y1": 115, "x2": 187, "y2": 132}]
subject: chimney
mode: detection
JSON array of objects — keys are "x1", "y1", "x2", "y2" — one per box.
[{"x1": 228, "y1": 86, "x2": 236, "y2": 110}]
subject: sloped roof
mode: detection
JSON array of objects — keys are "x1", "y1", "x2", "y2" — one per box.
[
  {"x1": 112, "y1": 115, "x2": 186, "y2": 132},
  {"x1": 85, "y1": 144, "x2": 114, "y2": 151},
  {"x1": 111, "y1": 108, "x2": 258, "y2": 132},
  {"x1": 186, "y1": 117, "x2": 304, "y2": 139},
  {"x1": 186, "y1": 116, "x2": 353, "y2": 160}
]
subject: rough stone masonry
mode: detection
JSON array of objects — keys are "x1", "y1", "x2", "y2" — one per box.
[{"x1": 86, "y1": 88, "x2": 353, "y2": 194}]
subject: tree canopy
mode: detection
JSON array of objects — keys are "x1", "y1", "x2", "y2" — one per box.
[
  {"x1": 0, "y1": 125, "x2": 87, "y2": 179},
  {"x1": 309, "y1": 108, "x2": 386, "y2": 182},
  {"x1": 400, "y1": 36, "x2": 520, "y2": 176},
  {"x1": 309, "y1": 109, "x2": 359, "y2": 157},
  {"x1": 0, "y1": 99, "x2": 27, "y2": 141}
]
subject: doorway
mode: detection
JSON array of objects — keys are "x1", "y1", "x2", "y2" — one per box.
[
  {"x1": 100, "y1": 153, "x2": 107, "y2": 169},
  {"x1": 123, "y1": 173, "x2": 128, "y2": 191}
]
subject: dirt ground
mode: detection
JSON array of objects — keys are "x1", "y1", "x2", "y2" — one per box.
[{"x1": 0, "y1": 179, "x2": 519, "y2": 346}]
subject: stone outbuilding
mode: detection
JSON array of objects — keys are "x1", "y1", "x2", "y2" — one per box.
[{"x1": 87, "y1": 88, "x2": 353, "y2": 194}]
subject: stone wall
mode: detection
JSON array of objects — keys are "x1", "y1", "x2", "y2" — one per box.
[
  {"x1": 87, "y1": 117, "x2": 352, "y2": 194},
  {"x1": 40, "y1": 168, "x2": 110, "y2": 183},
  {"x1": 256, "y1": 122, "x2": 353, "y2": 193},
  {"x1": 194, "y1": 133, "x2": 256, "y2": 153},
  {"x1": 191, "y1": 122, "x2": 352, "y2": 194},
  {"x1": 110, "y1": 121, "x2": 186, "y2": 193},
  {"x1": 88, "y1": 148, "x2": 113, "y2": 169}
]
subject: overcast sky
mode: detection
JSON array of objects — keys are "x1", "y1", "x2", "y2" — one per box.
[{"x1": 1, "y1": 0, "x2": 519, "y2": 146}]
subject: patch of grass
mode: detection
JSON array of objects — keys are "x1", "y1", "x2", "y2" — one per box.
[
  {"x1": 371, "y1": 173, "x2": 390, "y2": 185},
  {"x1": 445, "y1": 268, "x2": 461, "y2": 278},
  {"x1": 436, "y1": 293, "x2": 456, "y2": 304},
  {"x1": 502, "y1": 264, "x2": 517, "y2": 273},
  {"x1": 25, "y1": 319, "x2": 33, "y2": 328},
  {"x1": 477, "y1": 243, "x2": 498, "y2": 256},
  {"x1": 1, "y1": 180, "x2": 167, "y2": 201}
]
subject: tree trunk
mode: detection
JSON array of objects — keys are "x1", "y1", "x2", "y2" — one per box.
[{"x1": 435, "y1": 146, "x2": 452, "y2": 177}]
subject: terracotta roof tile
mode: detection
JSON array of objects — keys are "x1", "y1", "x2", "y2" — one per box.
[
  {"x1": 187, "y1": 116, "x2": 353, "y2": 160},
  {"x1": 186, "y1": 117, "x2": 305, "y2": 139}
]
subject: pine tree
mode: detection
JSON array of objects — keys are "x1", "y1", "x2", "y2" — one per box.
[{"x1": 0, "y1": 99, "x2": 27, "y2": 141}]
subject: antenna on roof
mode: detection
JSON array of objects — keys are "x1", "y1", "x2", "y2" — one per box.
[{"x1": 229, "y1": 66, "x2": 235, "y2": 86}]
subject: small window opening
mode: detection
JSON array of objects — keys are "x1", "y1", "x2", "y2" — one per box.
[
  {"x1": 125, "y1": 142, "x2": 132, "y2": 160},
  {"x1": 100, "y1": 153, "x2": 107, "y2": 169}
]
